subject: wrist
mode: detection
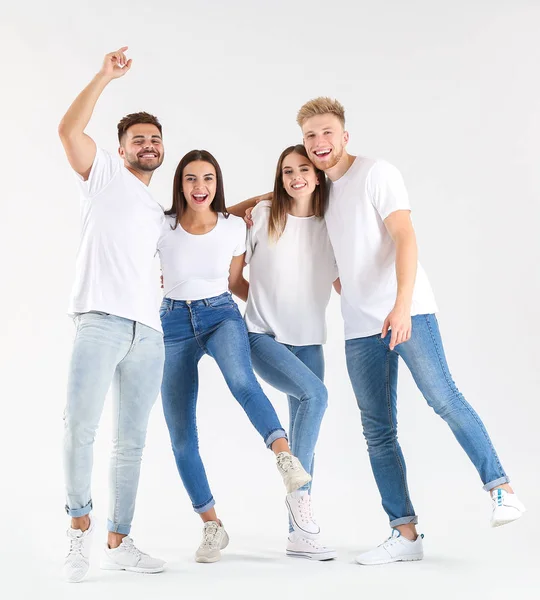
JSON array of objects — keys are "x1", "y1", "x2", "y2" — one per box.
[
  {"x1": 94, "y1": 72, "x2": 114, "y2": 85},
  {"x1": 394, "y1": 296, "x2": 412, "y2": 313}
]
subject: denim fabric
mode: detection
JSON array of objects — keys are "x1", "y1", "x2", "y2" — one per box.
[
  {"x1": 345, "y1": 314, "x2": 508, "y2": 526},
  {"x1": 161, "y1": 293, "x2": 286, "y2": 513},
  {"x1": 63, "y1": 311, "x2": 164, "y2": 534},
  {"x1": 249, "y1": 333, "x2": 328, "y2": 532}
]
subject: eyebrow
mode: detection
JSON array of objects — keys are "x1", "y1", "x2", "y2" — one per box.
[
  {"x1": 184, "y1": 173, "x2": 215, "y2": 177},
  {"x1": 131, "y1": 134, "x2": 162, "y2": 140},
  {"x1": 283, "y1": 163, "x2": 311, "y2": 169}
]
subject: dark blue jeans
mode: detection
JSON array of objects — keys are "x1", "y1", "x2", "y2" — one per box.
[
  {"x1": 160, "y1": 293, "x2": 286, "y2": 514},
  {"x1": 345, "y1": 314, "x2": 508, "y2": 527}
]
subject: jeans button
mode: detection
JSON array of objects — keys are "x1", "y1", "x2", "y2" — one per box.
[{"x1": 186, "y1": 300, "x2": 191, "y2": 304}]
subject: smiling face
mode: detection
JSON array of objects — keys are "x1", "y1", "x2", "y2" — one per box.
[
  {"x1": 181, "y1": 160, "x2": 217, "y2": 212},
  {"x1": 281, "y1": 151, "x2": 319, "y2": 199},
  {"x1": 119, "y1": 123, "x2": 164, "y2": 172},
  {"x1": 301, "y1": 114, "x2": 349, "y2": 172}
]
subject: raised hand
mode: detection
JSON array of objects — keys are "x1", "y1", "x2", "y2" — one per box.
[{"x1": 99, "y1": 47, "x2": 132, "y2": 80}]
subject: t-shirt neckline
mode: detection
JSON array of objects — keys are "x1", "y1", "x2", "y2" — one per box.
[{"x1": 178, "y1": 214, "x2": 220, "y2": 237}]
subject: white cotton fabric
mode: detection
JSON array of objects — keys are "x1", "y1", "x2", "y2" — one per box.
[
  {"x1": 245, "y1": 201, "x2": 338, "y2": 345},
  {"x1": 69, "y1": 148, "x2": 164, "y2": 332},
  {"x1": 325, "y1": 157, "x2": 438, "y2": 340}
]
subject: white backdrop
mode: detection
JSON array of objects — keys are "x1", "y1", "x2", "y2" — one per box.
[{"x1": 1, "y1": 1, "x2": 539, "y2": 599}]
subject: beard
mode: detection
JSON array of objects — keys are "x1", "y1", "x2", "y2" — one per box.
[
  {"x1": 310, "y1": 146, "x2": 344, "y2": 172},
  {"x1": 125, "y1": 151, "x2": 164, "y2": 172}
]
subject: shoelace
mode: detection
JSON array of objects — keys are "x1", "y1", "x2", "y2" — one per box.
[
  {"x1": 201, "y1": 523, "x2": 220, "y2": 549},
  {"x1": 277, "y1": 453, "x2": 298, "y2": 473},
  {"x1": 379, "y1": 530, "x2": 400, "y2": 548},
  {"x1": 297, "y1": 495, "x2": 317, "y2": 524},
  {"x1": 67, "y1": 534, "x2": 85, "y2": 555},
  {"x1": 119, "y1": 537, "x2": 143, "y2": 559}
]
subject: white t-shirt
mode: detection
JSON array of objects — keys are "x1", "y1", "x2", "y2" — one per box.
[
  {"x1": 68, "y1": 148, "x2": 165, "y2": 332},
  {"x1": 158, "y1": 213, "x2": 246, "y2": 300},
  {"x1": 325, "y1": 157, "x2": 438, "y2": 340},
  {"x1": 245, "y1": 201, "x2": 338, "y2": 346}
]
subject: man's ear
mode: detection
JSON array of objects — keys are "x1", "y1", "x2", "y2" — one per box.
[
  {"x1": 118, "y1": 145, "x2": 125, "y2": 158},
  {"x1": 343, "y1": 130, "x2": 350, "y2": 145}
]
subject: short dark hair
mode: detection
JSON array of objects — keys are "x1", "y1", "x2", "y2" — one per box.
[
  {"x1": 117, "y1": 112, "x2": 162, "y2": 143},
  {"x1": 165, "y1": 149, "x2": 229, "y2": 228}
]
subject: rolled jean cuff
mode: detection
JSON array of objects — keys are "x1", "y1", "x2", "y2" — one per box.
[
  {"x1": 265, "y1": 427, "x2": 287, "y2": 449},
  {"x1": 483, "y1": 476, "x2": 510, "y2": 492},
  {"x1": 107, "y1": 519, "x2": 131, "y2": 535},
  {"x1": 194, "y1": 497, "x2": 215, "y2": 515},
  {"x1": 65, "y1": 499, "x2": 92, "y2": 517},
  {"x1": 390, "y1": 515, "x2": 418, "y2": 527}
]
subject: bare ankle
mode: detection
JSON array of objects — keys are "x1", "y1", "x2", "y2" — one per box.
[
  {"x1": 493, "y1": 483, "x2": 514, "y2": 494},
  {"x1": 395, "y1": 523, "x2": 418, "y2": 541},
  {"x1": 107, "y1": 532, "x2": 126, "y2": 549},
  {"x1": 71, "y1": 515, "x2": 90, "y2": 532}
]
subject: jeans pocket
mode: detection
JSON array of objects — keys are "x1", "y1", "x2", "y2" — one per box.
[{"x1": 208, "y1": 295, "x2": 234, "y2": 309}]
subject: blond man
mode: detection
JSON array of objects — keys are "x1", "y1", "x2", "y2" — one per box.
[{"x1": 295, "y1": 97, "x2": 524, "y2": 565}]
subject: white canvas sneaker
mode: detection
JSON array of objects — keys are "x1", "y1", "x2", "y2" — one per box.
[
  {"x1": 286, "y1": 533, "x2": 337, "y2": 561},
  {"x1": 276, "y1": 452, "x2": 311, "y2": 493},
  {"x1": 490, "y1": 488, "x2": 526, "y2": 527},
  {"x1": 101, "y1": 537, "x2": 165, "y2": 573},
  {"x1": 63, "y1": 515, "x2": 95, "y2": 583},
  {"x1": 286, "y1": 490, "x2": 320, "y2": 539},
  {"x1": 195, "y1": 521, "x2": 230, "y2": 563},
  {"x1": 355, "y1": 530, "x2": 424, "y2": 565}
]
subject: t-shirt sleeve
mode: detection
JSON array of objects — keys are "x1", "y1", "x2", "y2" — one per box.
[
  {"x1": 232, "y1": 217, "x2": 247, "y2": 257},
  {"x1": 244, "y1": 202, "x2": 265, "y2": 265},
  {"x1": 75, "y1": 147, "x2": 119, "y2": 198},
  {"x1": 367, "y1": 160, "x2": 411, "y2": 221}
]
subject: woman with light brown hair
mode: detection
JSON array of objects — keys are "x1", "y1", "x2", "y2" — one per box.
[{"x1": 229, "y1": 145, "x2": 340, "y2": 560}]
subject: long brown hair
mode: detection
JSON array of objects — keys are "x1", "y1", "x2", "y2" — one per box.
[
  {"x1": 268, "y1": 145, "x2": 327, "y2": 241},
  {"x1": 165, "y1": 149, "x2": 228, "y2": 229}
]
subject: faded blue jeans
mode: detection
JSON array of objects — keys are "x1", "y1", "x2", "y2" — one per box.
[
  {"x1": 249, "y1": 333, "x2": 328, "y2": 532},
  {"x1": 63, "y1": 312, "x2": 164, "y2": 534},
  {"x1": 345, "y1": 314, "x2": 509, "y2": 527},
  {"x1": 160, "y1": 293, "x2": 287, "y2": 514}
]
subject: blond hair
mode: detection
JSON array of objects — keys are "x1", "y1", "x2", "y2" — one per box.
[{"x1": 296, "y1": 97, "x2": 345, "y2": 128}]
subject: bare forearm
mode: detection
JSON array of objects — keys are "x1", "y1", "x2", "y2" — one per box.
[
  {"x1": 394, "y1": 234, "x2": 417, "y2": 308},
  {"x1": 227, "y1": 197, "x2": 260, "y2": 218},
  {"x1": 230, "y1": 278, "x2": 249, "y2": 302},
  {"x1": 228, "y1": 192, "x2": 272, "y2": 218},
  {"x1": 58, "y1": 73, "x2": 112, "y2": 137}
]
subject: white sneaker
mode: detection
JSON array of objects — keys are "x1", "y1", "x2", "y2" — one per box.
[
  {"x1": 286, "y1": 490, "x2": 320, "y2": 539},
  {"x1": 101, "y1": 537, "x2": 165, "y2": 573},
  {"x1": 355, "y1": 530, "x2": 424, "y2": 565},
  {"x1": 491, "y1": 488, "x2": 526, "y2": 527},
  {"x1": 276, "y1": 452, "x2": 311, "y2": 494},
  {"x1": 63, "y1": 515, "x2": 94, "y2": 583},
  {"x1": 195, "y1": 521, "x2": 230, "y2": 563},
  {"x1": 286, "y1": 533, "x2": 337, "y2": 561}
]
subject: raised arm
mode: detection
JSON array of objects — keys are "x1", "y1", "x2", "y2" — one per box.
[
  {"x1": 58, "y1": 47, "x2": 132, "y2": 180},
  {"x1": 228, "y1": 254, "x2": 249, "y2": 302}
]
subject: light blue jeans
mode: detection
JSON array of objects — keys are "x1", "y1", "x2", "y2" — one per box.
[
  {"x1": 345, "y1": 314, "x2": 509, "y2": 527},
  {"x1": 160, "y1": 294, "x2": 287, "y2": 514},
  {"x1": 63, "y1": 312, "x2": 164, "y2": 534},
  {"x1": 249, "y1": 333, "x2": 328, "y2": 532}
]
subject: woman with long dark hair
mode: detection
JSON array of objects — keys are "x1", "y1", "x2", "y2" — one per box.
[
  {"x1": 230, "y1": 145, "x2": 340, "y2": 560},
  {"x1": 158, "y1": 150, "x2": 313, "y2": 563}
]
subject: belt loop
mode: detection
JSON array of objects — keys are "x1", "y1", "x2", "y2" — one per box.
[{"x1": 204, "y1": 299, "x2": 210, "y2": 306}]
